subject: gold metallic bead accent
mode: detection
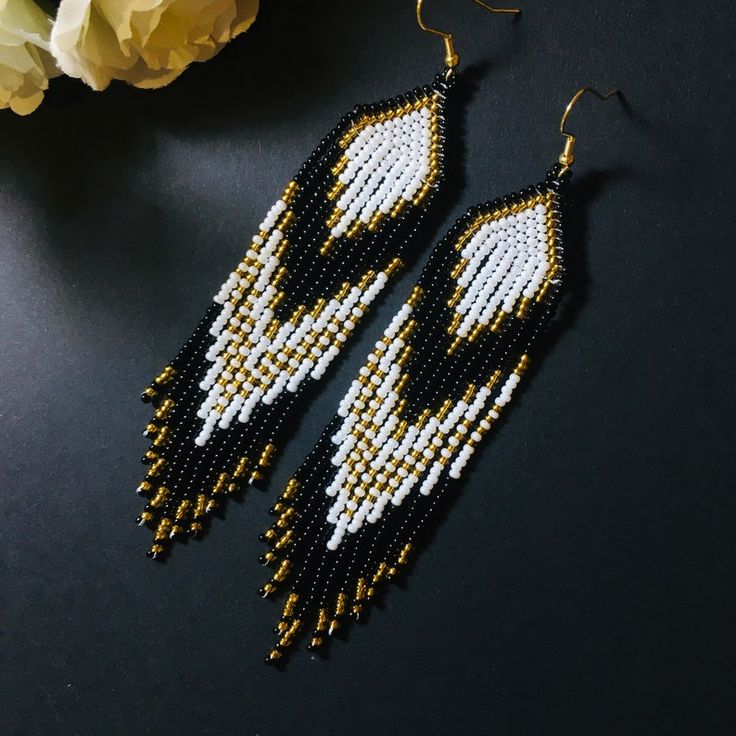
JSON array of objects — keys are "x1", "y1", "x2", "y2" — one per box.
[
  {"x1": 148, "y1": 458, "x2": 166, "y2": 477},
  {"x1": 139, "y1": 511, "x2": 153, "y2": 523},
  {"x1": 189, "y1": 521, "x2": 203, "y2": 534},
  {"x1": 412, "y1": 183, "x2": 431, "y2": 206},
  {"x1": 516, "y1": 354, "x2": 530, "y2": 374},
  {"x1": 436, "y1": 398, "x2": 453, "y2": 421},
  {"x1": 261, "y1": 551, "x2": 277, "y2": 565},
  {"x1": 516, "y1": 296, "x2": 532, "y2": 318},
  {"x1": 149, "y1": 486, "x2": 169, "y2": 508},
  {"x1": 261, "y1": 582, "x2": 277, "y2": 597},
  {"x1": 384, "y1": 256, "x2": 403, "y2": 276},
  {"x1": 232, "y1": 456, "x2": 249, "y2": 479},
  {"x1": 282, "y1": 619, "x2": 301, "y2": 641},
  {"x1": 447, "y1": 285, "x2": 464, "y2": 308},
  {"x1": 394, "y1": 373, "x2": 410, "y2": 396},
  {"x1": 274, "y1": 240, "x2": 290, "y2": 261},
  {"x1": 175, "y1": 500, "x2": 191, "y2": 521},
  {"x1": 205, "y1": 499, "x2": 218, "y2": 514},
  {"x1": 144, "y1": 423, "x2": 159, "y2": 437},
  {"x1": 193, "y1": 494, "x2": 207, "y2": 518},
  {"x1": 536, "y1": 278, "x2": 552, "y2": 302},
  {"x1": 153, "y1": 366, "x2": 175, "y2": 385},
  {"x1": 169, "y1": 525, "x2": 183, "y2": 538},
  {"x1": 450, "y1": 258, "x2": 468, "y2": 280},
  {"x1": 386, "y1": 566, "x2": 398, "y2": 579},
  {"x1": 487, "y1": 370, "x2": 502, "y2": 390},
  {"x1": 320, "y1": 236, "x2": 336, "y2": 256},
  {"x1": 462, "y1": 383, "x2": 477, "y2": 403},
  {"x1": 282, "y1": 478, "x2": 300, "y2": 500},
  {"x1": 407, "y1": 285, "x2": 424, "y2": 308},
  {"x1": 310, "y1": 298, "x2": 327, "y2": 318},
  {"x1": 490, "y1": 310, "x2": 506, "y2": 333},
  {"x1": 346, "y1": 219, "x2": 363, "y2": 239},
  {"x1": 326, "y1": 180, "x2": 345, "y2": 201},
  {"x1": 282, "y1": 592, "x2": 299, "y2": 618},
  {"x1": 326, "y1": 208, "x2": 342, "y2": 229},
  {"x1": 274, "y1": 530, "x2": 294, "y2": 551},
  {"x1": 448, "y1": 311, "x2": 462, "y2": 334},
  {"x1": 397, "y1": 346, "x2": 413, "y2": 367},
  {"x1": 331, "y1": 155, "x2": 348, "y2": 176},
  {"x1": 467, "y1": 323, "x2": 484, "y2": 343},
  {"x1": 357, "y1": 270, "x2": 376, "y2": 289},
  {"x1": 264, "y1": 320, "x2": 281, "y2": 341},
  {"x1": 258, "y1": 443, "x2": 276, "y2": 468},
  {"x1": 397, "y1": 321, "x2": 417, "y2": 343},
  {"x1": 282, "y1": 180, "x2": 299, "y2": 204},
  {"x1": 154, "y1": 517, "x2": 172, "y2": 541},
  {"x1": 148, "y1": 543, "x2": 164, "y2": 557},
  {"x1": 414, "y1": 409, "x2": 431, "y2": 430},
  {"x1": 367, "y1": 211, "x2": 383, "y2": 232},
  {"x1": 249, "y1": 470, "x2": 264, "y2": 484},
  {"x1": 276, "y1": 210, "x2": 294, "y2": 233},
  {"x1": 309, "y1": 637, "x2": 324, "y2": 649},
  {"x1": 334, "y1": 592, "x2": 348, "y2": 617},
  {"x1": 366, "y1": 586, "x2": 376, "y2": 599},
  {"x1": 152, "y1": 426, "x2": 170, "y2": 447},
  {"x1": 372, "y1": 561, "x2": 388, "y2": 584},
  {"x1": 314, "y1": 607, "x2": 329, "y2": 633},
  {"x1": 142, "y1": 387, "x2": 157, "y2": 400},
  {"x1": 328, "y1": 619, "x2": 340, "y2": 636},
  {"x1": 212, "y1": 472, "x2": 229, "y2": 494},
  {"x1": 262, "y1": 528, "x2": 277, "y2": 542},
  {"x1": 390, "y1": 199, "x2": 406, "y2": 218},
  {"x1": 137, "y1": 480, "x2": 153, "y2": 494},
  {"x1": 273, "y1": 559, "x2": 292, "y2": 583},
  {"x1": 275, "y1": 620, "x2": 289, "y2": 634},
  {"x1": 447, "y1": 336, "x2": 463, "y2": 355},
  {"x1": 397, "y1": 543, "x2": 413, "y2": 565},
  {"x1": 266, "y1": 649, "x2": 282, "y2": 663},
  {"x1": 355, "y1": 577, "x2": 367, "y2": 601}
]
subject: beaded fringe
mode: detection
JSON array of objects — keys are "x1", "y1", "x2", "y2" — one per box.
[{"x1": 258, "y1": 166, "x2": 570, "y2": 663}]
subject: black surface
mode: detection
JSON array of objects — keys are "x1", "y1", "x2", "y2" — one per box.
[{"x1": 1, "y1": 1, "x2": 735, "y2": 733}]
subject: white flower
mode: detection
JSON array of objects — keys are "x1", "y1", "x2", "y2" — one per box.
[
  {"x1": 50, "y1": 0, "x2": 259, "y2": 91},
  {"x1": 0, "y1": 0, "x2": 59, "y2": 115}
]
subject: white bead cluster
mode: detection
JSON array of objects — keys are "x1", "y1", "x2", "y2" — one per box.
[
  {"x1": 330, "y1": 107, "x2": 434, "y2": 240},
  {"x1": 321, "y1": 295, "x2": 524, "y2": 550},
  {"x1": 454, "y1": 203, "x2": 550, "y2": 337},
  {"x1": 192, "y1": 196, "x2": 391, "y2": 447},
  {"x1": 445, "y1": 372, "x2": 519, "y2": 481}
]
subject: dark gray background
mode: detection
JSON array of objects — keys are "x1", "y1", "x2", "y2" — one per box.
[{"x1": 2, "y1": 1, "x2": 735, "y2": 733}]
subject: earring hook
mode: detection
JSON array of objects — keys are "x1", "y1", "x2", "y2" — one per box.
[
  {"x1": 559, "y1": 87, "x2": 621, "y2": 171},
  {"x1": 416, "y1": 0, "x2": 520, "y2": 72}
]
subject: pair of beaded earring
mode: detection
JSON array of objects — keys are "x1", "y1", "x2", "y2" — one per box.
[{"x1": 132, "y1": 1, "x2": 621, "y2": 663}]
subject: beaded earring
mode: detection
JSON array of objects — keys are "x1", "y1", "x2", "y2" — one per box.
[
  {"x1": 258, "y1": 87, "x2": 621, "y2": 663},
  {"x1": 135, "y1": 1, "x2": 520, "y2": 559}
]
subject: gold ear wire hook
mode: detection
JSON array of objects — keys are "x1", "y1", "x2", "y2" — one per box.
[
  {"x1": 416, "y1": 0, "x2": 520, "y2": 72},
  {"x1": 559, "y1": 87, "x2": 620, "y2": 171}
]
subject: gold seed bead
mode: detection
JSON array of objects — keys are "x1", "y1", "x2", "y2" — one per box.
[
  {"x1": 175, "y1": 500, "x2": 190, "y2": 521},
  {"x1": 149, "y1": 486, "x2": 169, "y2": 508},
  {"x1": 282, "y1": 478, "x2": 300, "y2": 501},
  {"x1": 274, "y1": 530, "x2": 293, "y2": 550},
  {"x1": 282, "y1": 592, "x2": 299, "y2": 618},
  {"x1": 154, "y1": 518, "x2": 172, "y2": 541}
]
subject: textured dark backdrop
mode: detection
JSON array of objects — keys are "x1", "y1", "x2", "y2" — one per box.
[{"x1": 2, "y1": 1, "x2": 735, "y2": 734}]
